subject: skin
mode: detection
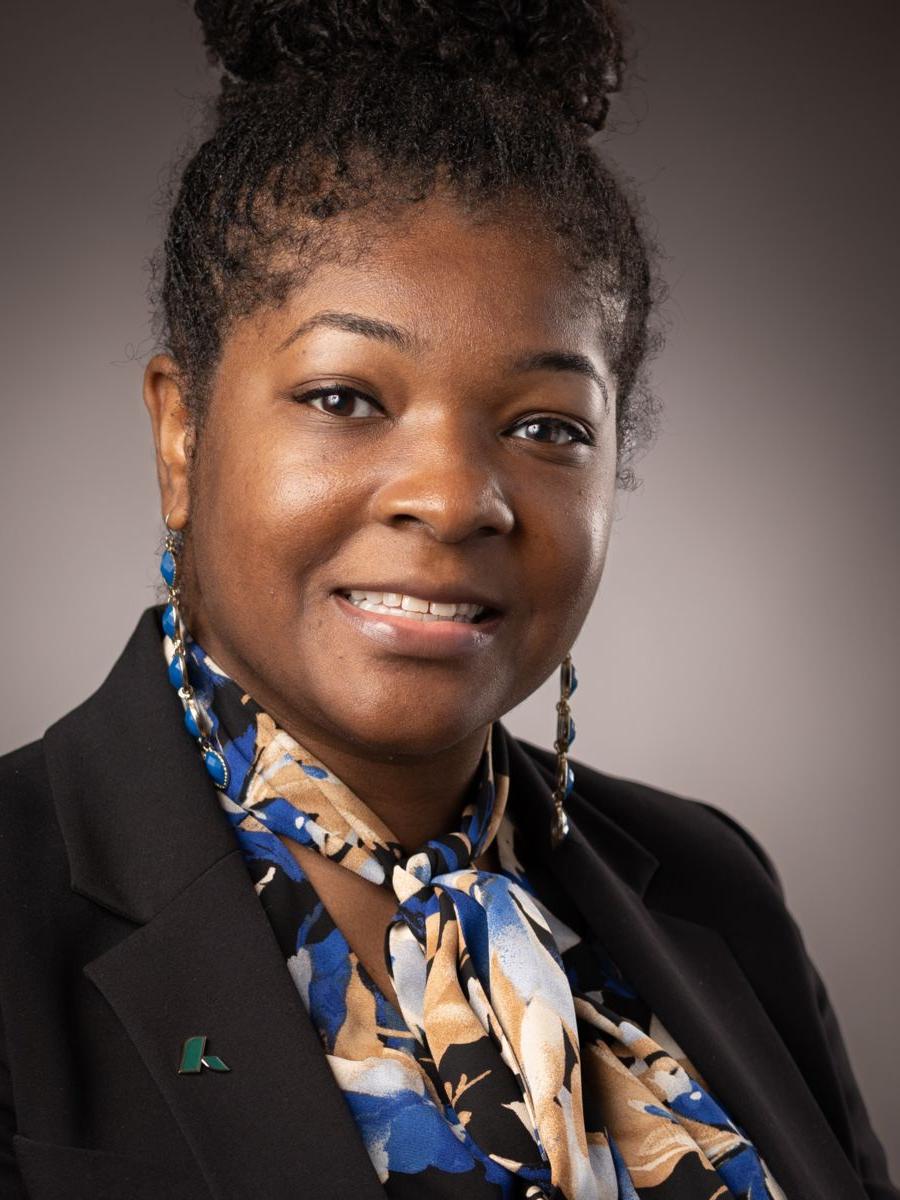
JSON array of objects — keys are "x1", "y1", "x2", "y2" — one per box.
[{"x1": 145, "y1": 191, "x2": 618, "y2": 989}]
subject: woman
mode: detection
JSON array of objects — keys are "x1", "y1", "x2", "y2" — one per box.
[{"x1": 0, "y1": 2, "x2": 895, "y2": 1197}]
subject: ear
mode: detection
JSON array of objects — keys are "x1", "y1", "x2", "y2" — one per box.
[{"x1": 143, "y1": 354, "x2": 194, "y2": 530}]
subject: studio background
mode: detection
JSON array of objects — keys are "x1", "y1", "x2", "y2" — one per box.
[{"x1": 2, "y1": 0, "x2": 897, "y2": 1171}]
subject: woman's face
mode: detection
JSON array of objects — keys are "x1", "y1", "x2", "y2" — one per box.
[{"x1": 148, "y1": 193, "x2": 618, "y2": 761}]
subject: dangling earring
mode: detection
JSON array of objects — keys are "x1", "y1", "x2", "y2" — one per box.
[
  {"x1": 551, "y1": 653, "x2": 577, "y2": 847},
  {"x1": 159, "y1": 513, "x2": 230, "y2": 791}
]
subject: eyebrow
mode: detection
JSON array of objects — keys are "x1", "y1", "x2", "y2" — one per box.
[
  {"x1": 512, "y1": 350, "x2": 609, "y2": 411},
  {"x1": 278, "y1": 310, "x2": 609, "y2": 409},
  {"x1": 277, "y1": 310, "x2": 417, "y2": 353}
]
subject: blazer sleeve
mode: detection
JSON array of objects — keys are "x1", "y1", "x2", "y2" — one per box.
[
  {"x1": 0, "y1": 1003, "x2": 27, "y2": 1199},
  {"x1": 704, "y1": 804, "x2": 899, "y2": 1200}
]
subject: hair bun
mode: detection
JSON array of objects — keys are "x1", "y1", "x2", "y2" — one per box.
[{"x1": 194, "y1": 0, "x2": 624, "y2": 132}]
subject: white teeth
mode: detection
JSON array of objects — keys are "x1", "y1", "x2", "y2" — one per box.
[
  {"x1": 343, "y1": 590, "x2": 487, "y2": 622},
  {"x1": 429, "y1": 601, "x2": 457, "y2": 618},
  {"x1": 401, "y1": 594, "x2": 430, "y2": 613}
]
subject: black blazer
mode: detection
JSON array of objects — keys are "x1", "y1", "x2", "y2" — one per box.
[{"x1": 0, "y1": 608, "x2": 895, "y2": 1200}]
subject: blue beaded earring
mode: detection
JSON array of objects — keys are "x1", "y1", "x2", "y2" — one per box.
[
  {"x1": 160, "y1": 515, "x2": 230, "y2": 791},
  {"x1": 550, "y1": 653, "x2": 577, "y2": 847}
]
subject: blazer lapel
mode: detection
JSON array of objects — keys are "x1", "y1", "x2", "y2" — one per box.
[
  {"x1": 83, "y1": 850, "x2": 384, "y2": 1200},
  {"x1": 504, "y1": 734, "x2": 868, "y2": 1200},
  {"x1": 44, "y1": 609, "x2": 384, "y2": 1200}
]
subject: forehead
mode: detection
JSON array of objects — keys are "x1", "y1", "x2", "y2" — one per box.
[{"x1": 242, "y1": 192, "x2": 604, "y2": 364}]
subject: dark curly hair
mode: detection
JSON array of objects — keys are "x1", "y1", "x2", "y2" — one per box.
[{"x1": 155, "y1": 0, "x2": 662, "y2": 488}]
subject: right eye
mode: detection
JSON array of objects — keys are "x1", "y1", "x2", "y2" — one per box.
[{"x1": 293, "y1": 385, "x2": 382, "y2": 419}]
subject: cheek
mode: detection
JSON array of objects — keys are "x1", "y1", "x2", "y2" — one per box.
[
  {"x1": 504, "y1": 476, "x2": 613, "y2": 702},
  {"x1": 187, "y1": 421, "x2": 356, "y2": 619},
  {"x1": 531, "y1": 477, "x2": 611, "y2": 611}
]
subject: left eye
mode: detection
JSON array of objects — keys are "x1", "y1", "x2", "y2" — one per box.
[
  {"x1": 508, "y1": 417, "x2": 592, "y2": 446},
  {"x1": 295, "y1": 386, "x2": 381, "y2": 418}
]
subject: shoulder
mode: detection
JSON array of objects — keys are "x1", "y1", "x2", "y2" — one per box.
[
  {"x1": 0, "y1": 737, "x2": 52, "y2": 821},
  {"x1": 0, "y1": 610, "x2": 154, "y2": 877},
  {"x1": 0, "y1": 738, "x2": 68, "y2": 899},
  {"x1": 515, "y1": 737, "x2": 784, "y2": 899}
]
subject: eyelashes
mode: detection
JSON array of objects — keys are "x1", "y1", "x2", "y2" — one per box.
[
  {"x1": 507, "y1": 417, "x2": 593, "y2": 447},
  {"x1": 293, "y1": 385, "x2": 381, "y2": 420},
  {"x1": 291, "y1": 384, "x2": 596, "y2": 447}
]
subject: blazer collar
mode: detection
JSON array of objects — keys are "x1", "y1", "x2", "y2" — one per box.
[
  {"x1": 530, "y1": 779, "x2": 868, "y2": 1200},
  {"x1": 502, "y1": 731, "x2": 660, "y2": 899},
  {"x1": 44, "y1": 606, "x2": 238, "y2": 924}
]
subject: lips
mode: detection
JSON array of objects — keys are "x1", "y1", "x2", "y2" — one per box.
[{"x1": 331, "y1": 588, "x2": 504, "y2": 659}]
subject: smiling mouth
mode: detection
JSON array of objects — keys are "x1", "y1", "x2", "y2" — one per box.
[{"x1": 339, "y1": 590, "x2": 494, "y2": 624}]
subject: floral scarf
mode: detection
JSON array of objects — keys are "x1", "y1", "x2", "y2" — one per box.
[{"x1": 164, "y1": 627, "x2": 786, "y2": 1199}]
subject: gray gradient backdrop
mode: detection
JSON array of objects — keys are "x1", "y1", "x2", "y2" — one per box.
[{"x1": 2, "y1": 0, "x2": 898, "y2": 1170}]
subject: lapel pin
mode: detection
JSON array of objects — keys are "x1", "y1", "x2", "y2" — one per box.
[{"x1": 177, "y1": 1035, "x2": 231, "y2": 1075}]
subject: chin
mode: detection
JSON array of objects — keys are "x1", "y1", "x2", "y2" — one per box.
[{"x1": 321, "y1": 701, "x2": 494, "y2": 762}]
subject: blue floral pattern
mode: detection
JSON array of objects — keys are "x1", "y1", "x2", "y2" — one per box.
[{"x1": 163, "y1": 628, "x2": 786, "y2": 1199}]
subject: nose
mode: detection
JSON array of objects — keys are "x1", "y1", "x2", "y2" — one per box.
[{"x1": 369, "y1": 438, "x2": 515, "y2": 543}]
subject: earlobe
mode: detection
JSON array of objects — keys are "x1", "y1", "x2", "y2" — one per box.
[{"x1": 143, "y1": 353, "x2": 193, "y2": 530}]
